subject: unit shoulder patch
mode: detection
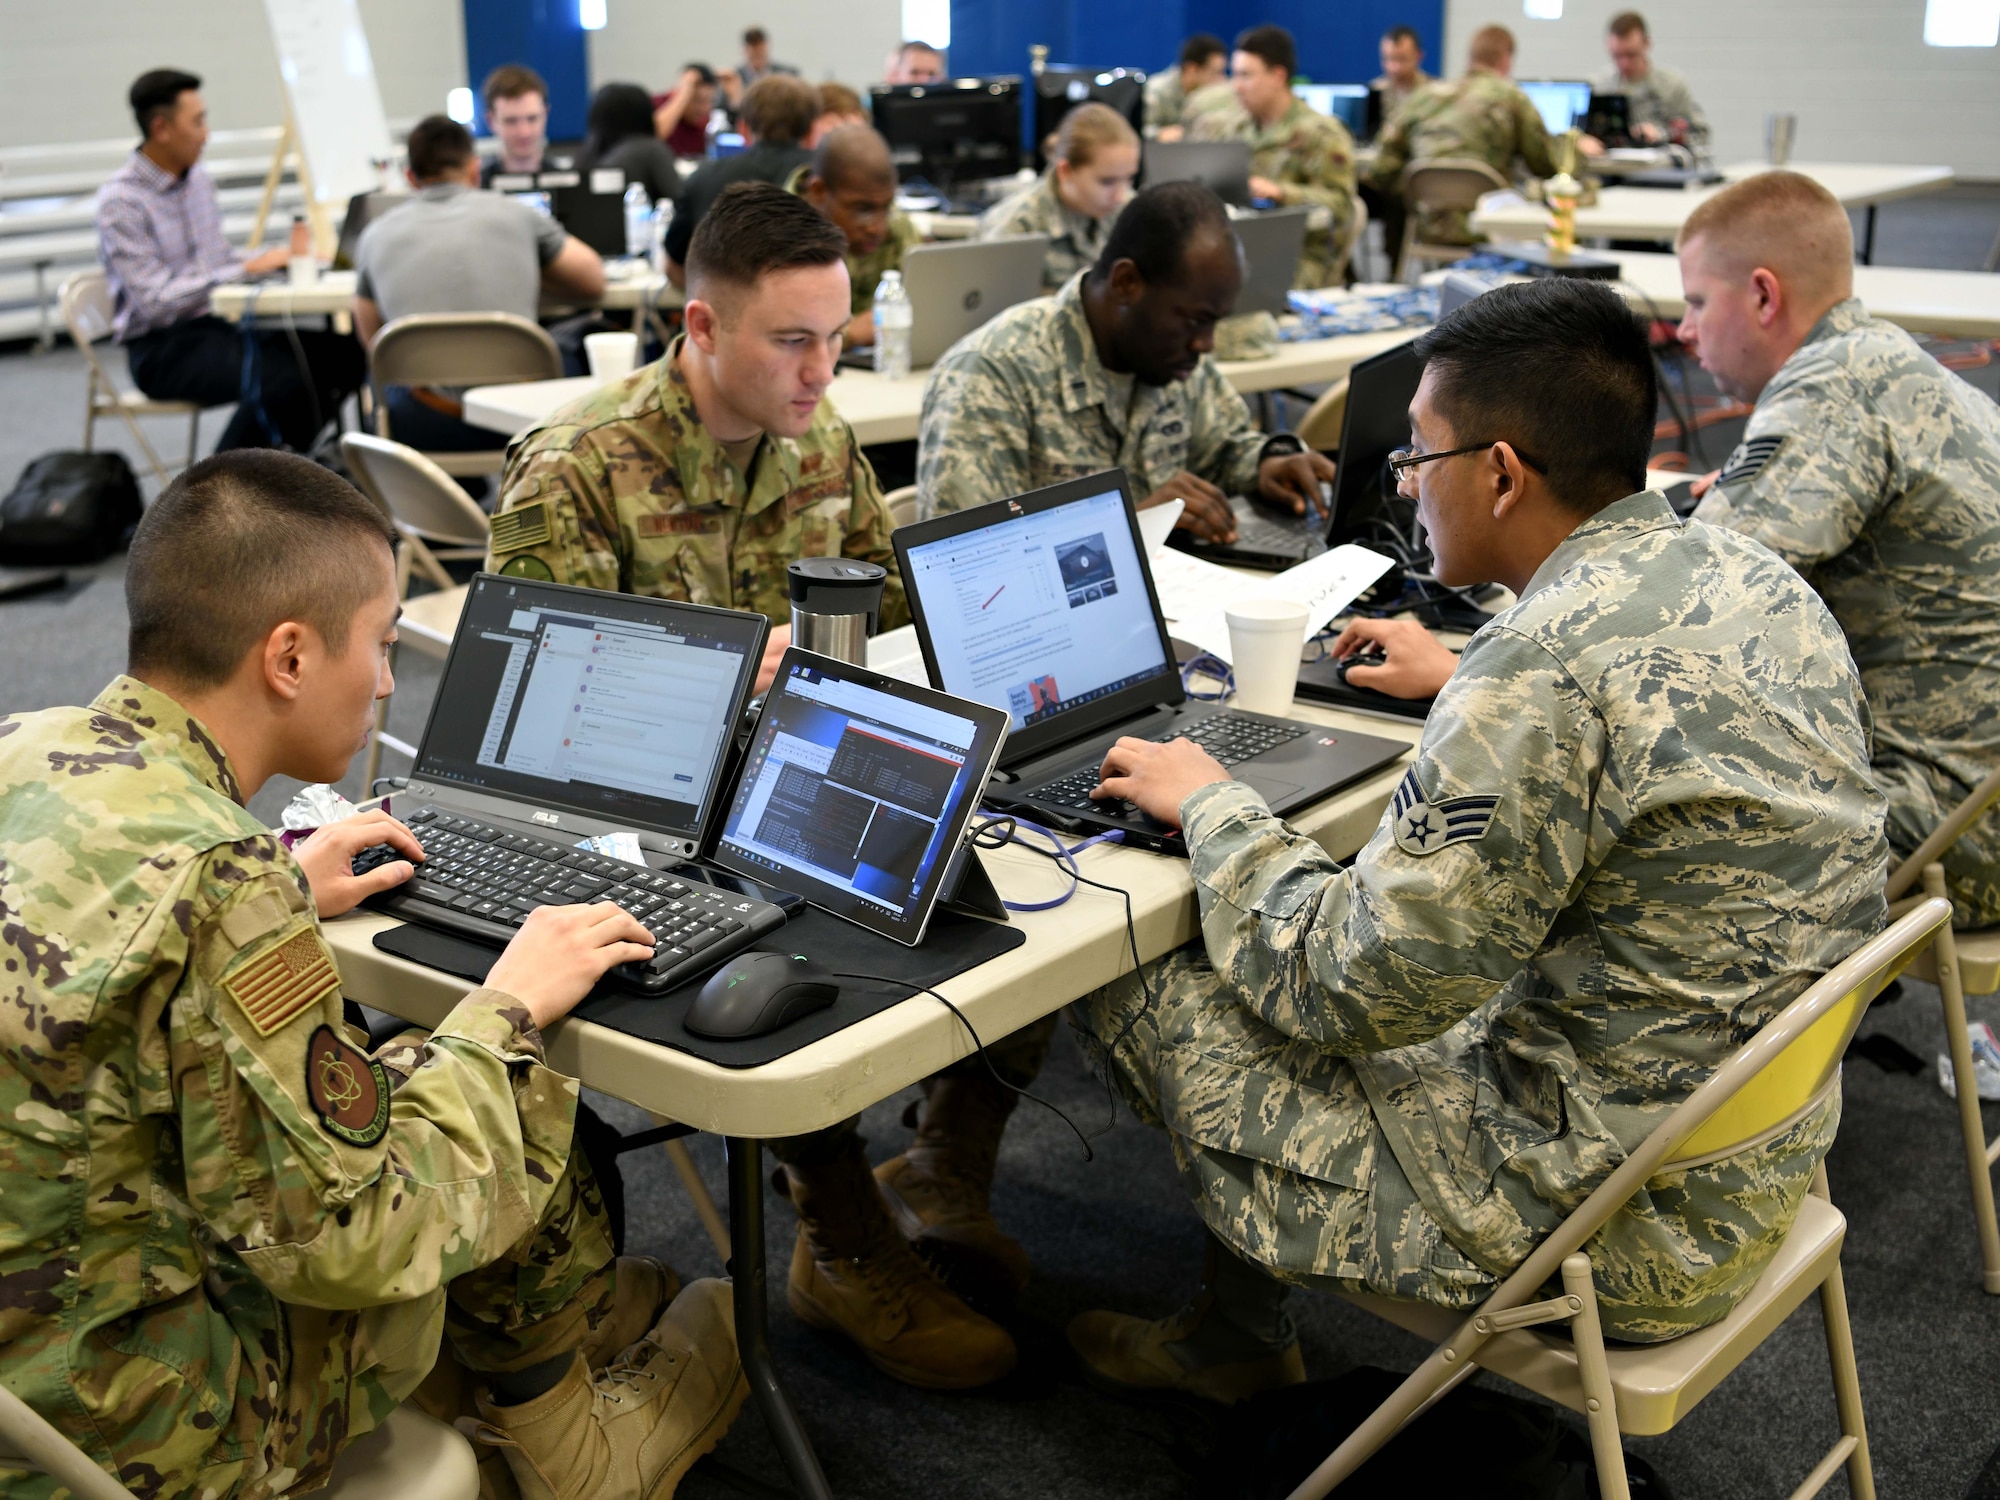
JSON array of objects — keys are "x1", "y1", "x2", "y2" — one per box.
[
  {"x1": 305, "y1": 1025, "x2": 391, "y2": 1147},
  {"x1": 1390, "y1": 767, "x2": 1500, "y2": 857},
  {"x1": 224, "y1": 922, "x2": 338, "y2": 1037}
]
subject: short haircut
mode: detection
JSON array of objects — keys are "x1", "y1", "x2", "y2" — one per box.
[
  {"x1": 1382, "y1": 24, "x2": 1422, "y2": 48},
  {"x1": 1678, "y1": 170, "x2": 1855, "y2": 309},
  {"x1": 482, "y1": 63, "x2": 547, "y2": 110},
  {"x1": 897, "y1": 41, "x2": 943, "y2": 64},
  {"x1": 405, "y1": 115, "x2": 474, "y2": 180},
  {"x1": 127, "y1": 451, "x2": 395, "y2": 689},
  {"x1": 1052, "y1": 101, "x2": 1139, "y2": 170},
  {"x1": 744, "y1": 26, "x2": 768, "y2": 46},
  {"x1": 130, "y1": 69, "x2": 200, "y2": 139},
  {"x1": 818, "y1": 81, "x2": 864, "y2": 118},
  {"x1": 1470, "y1": 25, "x2": 1516, "y2": 69},
  {"x1": 1233, "y1": 25, "x2": 1297, "y2": 80},
  {"x1": 1412, "y1": 278, "x2": 1655, "y2": 515},
  {"x1": 739, "y1": 73, "x2": 819, "y2": 148},
  {"x1": 1089, "y1": 180, "x2": 1233, "y2": 287},
  {"x1": 687, "y1": 182, "x2": 847, "y2": 307},
  {"x1": 585, "y1": 82, "x2": 659, "y2": 156},
  {"x1": 1608, "y1": 10, "x2": 1650, "y2": 38},
  {"x1": 812, "y1": 125, "x2": 895, "y2": 191},
  {"x1": 684, "y1": 62, "x2": 719, "y2": 87},
  {"x1": 1179, "y1": 34, "x2": 1226, "y2": 68}
]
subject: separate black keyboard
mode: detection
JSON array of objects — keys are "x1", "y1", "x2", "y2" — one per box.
[
  {"x1": 1027, "y1": 713, "x2": 1308, "y2": 810},
  {"x1": 358, "y1": 807, "x2": 787, "y2": 994}
]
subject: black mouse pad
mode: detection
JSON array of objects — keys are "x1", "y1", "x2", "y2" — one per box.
[{"x1": 371, "y1": 907, "x2": 1027, "y2": 1069}]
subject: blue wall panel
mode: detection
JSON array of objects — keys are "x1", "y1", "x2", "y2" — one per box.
[{"x1": 461, "y1": 0, "x2": 593, "y2": 143}]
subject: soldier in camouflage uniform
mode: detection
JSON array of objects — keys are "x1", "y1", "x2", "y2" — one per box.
[
  {"x1": 1063, "y1": 279, "x2": 1886, "y2": 1401},
  {"x1": 1679, "y1": 171, "x2": 2000, "y2": 927},
  {"x1": 1143, "y1": 35, "x2": 1227, "y2": 136},
  {"x1": 1369, "y1": 26, "x2": 1556, "y2": 251},
  {"x1": 1187, "y1": 26, "x2": 1358, "y2": 289},
  {"x1": 0, "y1": 451, "x2": 746, "y2": 1500},
  {"x1": 1590, "y1": 11, "x2": 1711, "y2": 152},
  {"x1": 978, "y1": 103, "x2": 1139, "y2": 293},
  {"x1": 921, "y1": 181, "x2": 1336, "y2": 545},
  {"x1": 787, "y1": 126, "x2": 920, "y2": 349}
]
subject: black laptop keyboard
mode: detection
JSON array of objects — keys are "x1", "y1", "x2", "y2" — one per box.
[
  {"x1": 1229, "y1": 507, "x2": 1325, "y2": 559},
  {"x1": 1028, "y1": 713, "x2": 1308, "y2": 810},
  {"x1": 357, "y1": 807, "x2": 787, "y2": 994}
]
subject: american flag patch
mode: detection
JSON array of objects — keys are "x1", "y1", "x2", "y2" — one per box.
[
  {"x1": 489, "y1": 500, "x2": 551, "y2": 555},
  {"x1": 224, "y1": 924, "x2": 338, "y2": 1036}
]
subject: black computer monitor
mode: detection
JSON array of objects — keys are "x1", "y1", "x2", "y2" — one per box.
[
  {"x1": 870, "y1": 77, "x2": 1024, "y2": 192},
  {"x1": 1327, "y1": 337, "x2": 1424, "y2": 548},
  {"x1": 1585, "y1": 91, "x2": 1632, "y2": 147},
  {"x1": 1292, "y1": 83, "x2": 1370, "y2": 140},
  {"x1": 1032, "y1": 66, "x2": 1146, "y2": 169}
]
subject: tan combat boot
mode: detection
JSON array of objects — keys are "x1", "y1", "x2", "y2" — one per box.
[
  {"x1": 782, "y1": 1138, "x2": 1017, "y2": 1389},
  {"x1": 873, "y1": 1075, "x2": 1031, "y2": 1305},
  {"x1": 468, "y1": 1278, "x2": 749, "y2": 1500},
  {"x1": 1067, "y1": 1291, "x2": 1306, "y2": 1406},
  {"x1": 581, "y1": 1256, "x2": 681, "y2": 1369}
]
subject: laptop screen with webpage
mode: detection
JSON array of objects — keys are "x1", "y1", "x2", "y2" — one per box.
[
  {"x1": 898, "y1": 477, "x2": 1177, "y2": 754},
  {"x1": 411, "y1": 574, "x2": 767, "y2": 841}
]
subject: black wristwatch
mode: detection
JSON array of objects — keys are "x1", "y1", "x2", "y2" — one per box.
[{"x1": 1260, "y1": 434, "x2": 1307, "y2": 464}]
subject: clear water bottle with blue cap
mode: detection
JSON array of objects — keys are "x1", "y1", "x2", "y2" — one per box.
[{"x1": 873, "y1": 269, "x2": 912, "y2": 380}]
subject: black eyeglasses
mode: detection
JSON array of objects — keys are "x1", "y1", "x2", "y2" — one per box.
[{"x1": 1388, "y1": 442, "x2": 1547, "y2": 481}]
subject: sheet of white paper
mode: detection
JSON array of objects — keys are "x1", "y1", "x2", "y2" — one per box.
[
  {"x1": 865, "y1": 622, "x2": 931, "y2": 684},
  {"x1": 1170, "y1": 544, "x2": 1398, "y2": 663},
  {"x1": 1146, "y1": 547, "x2": 1266, "y2": 633},
  {"x1": 1136, "y1": 498, "x2": 1184, "y2": 556}
]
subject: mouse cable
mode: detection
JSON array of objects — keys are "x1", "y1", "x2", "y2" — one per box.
[{"x1": 831, "y1": 970, "x2": 1097, "y2": 1161}]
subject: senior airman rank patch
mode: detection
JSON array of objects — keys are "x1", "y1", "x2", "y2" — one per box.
[
  {"x1": 489, "y1": 501, "x2": 551, "y2": 554},
  {"x1": 225, "y1": 923, "x2": 338, "y2": 1036},
  {"x1": 1716, "y1": 434, "x2": 1784, "y2": 489},
  {"x1": 305, "y1": 1025, "x2": 391, "y2": 1146},
  {"x1": 1390, "y1": 767, "x2": 1499, "y2": 856}
]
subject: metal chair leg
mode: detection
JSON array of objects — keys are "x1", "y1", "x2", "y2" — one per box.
[
  {"x1": 646, "y1": 1114, "x2": 731, "y2": 1261},
  {"x1": 1561, "y1": 1253, "x2": 1630, "y2": 1500},
  {"x1": 1924, "y1": 864, "x2": 2000, "y2": 1293},
  {"x1": 1817, "y1": 1258, "x2": 1875, "y2": 1500}
]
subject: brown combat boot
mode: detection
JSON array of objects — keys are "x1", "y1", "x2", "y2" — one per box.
[
  {"x1": 873, "y1": 1075, "x2": 1031, "y2": 1306},
  {"x1": 782, "y1": 1138, "x2": 1017, "y2": 1389},
  {"x1": 468, "y1": 1279, "x2": 749, "y2": 1500},
  {"x1": 581, "y1": 1256, "x2": 681, "y2": 1369},
  {"x1": 1067, "y1": 1292, "x2": 1306, "y2": 1406}
]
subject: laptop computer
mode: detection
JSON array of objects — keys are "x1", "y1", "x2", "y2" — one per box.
[
  {"x1": 333, "y1": 189, "x2": 410, "y2": 271},
  {"x1": 1144, "y1": 139, "x2": 1252, "y2": 207},
  {"x1": 1231, "y1": 207, "x2": 1311, "y2": 317},
  {"x1": 840, "y1": 235, "x2": 1051, "y2": 371},
  {"x1": 1176, "y1": 334, "x2": 1427, "y2": 572},
  {"x1": 892, "y1": 470, "x2": 1410, "y2": 853},
  {"x1": 357, "y1": 574, "x2": 792, "y2": 992},
  {"x1": 489, "y1": 166, "x2": 629, "y2": 257}
]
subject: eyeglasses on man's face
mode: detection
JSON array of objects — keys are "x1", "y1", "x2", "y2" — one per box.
[{"x1": 1388, "y1": 441, "x2": 1547, "y2": 485}]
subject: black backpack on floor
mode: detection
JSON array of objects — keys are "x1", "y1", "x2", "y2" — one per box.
[{"x1": 0, "y1": 452, "x2": 144, "y2": 565}]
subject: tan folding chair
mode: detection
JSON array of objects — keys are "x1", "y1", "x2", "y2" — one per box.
[
  {"x1": 0, "y1": 1383, "x2": 477, "y2": 1500},
  {"x1": 1288, "y1": 897, "x2": 1953, "y2": 1500},
  {"x1": 1883, "y1": 762, "x2": 2000, "y2": 1293},
  {"x1": 884, "y1": 484, "x2": 920, "y2": 529},
  {"x1": 60, "y1": 269, "x2": 204, "y2": 485},
  {"x1": 1294, "y1": 378, "x2": 1351, "y2": 451},
  {"x1": 1398, "y1": 159, "x2": 1511, "y2": 278},
  {"x1": 368, "y1": 313, "x2": 560, "y2": 479},
  {"x1": 342, "y1": 433, "x2": 489, "y2": 788}
]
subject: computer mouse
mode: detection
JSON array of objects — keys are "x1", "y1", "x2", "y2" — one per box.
[
  {"x1": 685, "y1": 951, "x2": 839, "y2": 1040},
  {"x1": 1335, "y1": 651, "x2": 1390, "y2": 685}
]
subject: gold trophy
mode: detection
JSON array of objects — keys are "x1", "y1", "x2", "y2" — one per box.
[{"x1": 1545, "y1": 128, "x2": 1584, "y2": 258}]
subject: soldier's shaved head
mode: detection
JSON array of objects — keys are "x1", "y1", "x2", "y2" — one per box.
[
  {"x1": 1677, "y1": 170, "x2": 1854, "y2": 314},
  {"x1": 127, "y1": 450, "x2": 395, "y2": 689},
  {"x1": 811, "y1": 125, "x2": 894, "y2": 193},
  {"x1": 1468, "y1": 24, "x2": 1515, "y2": 72}
]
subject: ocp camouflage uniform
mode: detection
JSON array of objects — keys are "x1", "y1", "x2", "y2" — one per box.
[
  {"x1": 1369, "y1": 72, "x2": 1557, "y2": 245},
  {"x1": 977, "y1": 171, "x2": 1115, "y2": 293},
  {"x1": 1142, "y1": 70, "x2": 1188, "y2": 134},
  {"x1": 1696, "y1": 299, "x2": 2000, "y2": 926},
  {"x1": 1075, "y1": 493, "x2": 1887, "y2": 1341},
  {"x1": 1593, "y1": 64, "x2": 1710, "y2": 150},
  {"x1": 1370, "y1": 69, "x2": 1435, "y2": 128},
  {"x1": 917, "y1": 273, "x2": 1281, "y2": 518},
  {"x1": 0, "y1": 678, "x2": 614, "y2": 1499},
  {"x1": 488, "y1": 336, "x2": 909, "y2": 629},
  {"x1": 783, "y1": 165, "x2": 921, "y2": 315},
  {"x1": 1190, "y1": 93, "x2": 1359, "y2": 289}
]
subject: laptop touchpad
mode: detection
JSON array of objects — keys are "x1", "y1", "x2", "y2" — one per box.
[{"x1": 1237, "y1": 773, "x2": 1303, "y2": 805}]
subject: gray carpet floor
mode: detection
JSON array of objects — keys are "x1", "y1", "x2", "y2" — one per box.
[{"x1": 4, "y1": 186, "x2": 1999, "y2": 1498}]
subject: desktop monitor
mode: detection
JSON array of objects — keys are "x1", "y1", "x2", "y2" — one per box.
[
  {"x1": 1033, "y1": 66, "x2": 1146, "y2": 170},
  {"x1": 1292, "y1": 82, "x2": 1370, "y2": 140},
  {"x1": 870, "y1": 77, "x2": 1024, "y2": 191},
  {"x1": 1518, "y1": 79, "x2": 1592, "y2": 137}
]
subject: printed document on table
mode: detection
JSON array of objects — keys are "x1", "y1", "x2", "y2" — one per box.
[{"x1": 1162, "y1": 544, "x2": 1397, "y2": 662}]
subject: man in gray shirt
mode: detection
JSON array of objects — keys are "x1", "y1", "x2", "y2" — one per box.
[
  {"x1": 1588, "y1": 10, "x2": 1709, "y2": 152},
  {"x1": 354, "y1": 115, "x2": 604, "y2": 456}
]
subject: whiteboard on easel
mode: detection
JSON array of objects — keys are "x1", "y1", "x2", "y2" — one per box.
[{"x1": 262, "y1": 0, "x2": 394, "y2": 205}]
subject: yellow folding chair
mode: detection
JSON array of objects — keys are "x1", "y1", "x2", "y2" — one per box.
[{"x1": 1289, "y1": 897, "x2": 1952, "y2": 1500}]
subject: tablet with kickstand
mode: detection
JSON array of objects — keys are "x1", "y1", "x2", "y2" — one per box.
[{"x1": 709, "y1": 648, "x2": 1012, "y2": 947}]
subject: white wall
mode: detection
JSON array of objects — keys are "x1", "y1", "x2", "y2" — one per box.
[
  {"x1": 1445, "y1": 0, "x2": 2000, "y2": 179},
  {"x1": 0, "y1": 0, "x2": 465, "y2": 148},
  {"x1": 587, "y1": 0, "x2": 906, "y2": 99}
]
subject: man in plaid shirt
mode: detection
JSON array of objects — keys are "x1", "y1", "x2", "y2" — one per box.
[{"x1": 96, "y1": 69, "x2": 363, "y2": 453}]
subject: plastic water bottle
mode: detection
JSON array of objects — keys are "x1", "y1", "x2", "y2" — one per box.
[
  {"x1": 623, "y1": 183, "x2": 652, "y2": 258},
  {"x1": 650, "y1": 198, "x2": 674, "y2": 274},
  {"x1": 873, "y1": 270, "x2": 912, "y2": 380}
]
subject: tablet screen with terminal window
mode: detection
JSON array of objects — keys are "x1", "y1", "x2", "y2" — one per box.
[{"x1": 709, "y1": 649, "x2": 1011, "y2": 946}]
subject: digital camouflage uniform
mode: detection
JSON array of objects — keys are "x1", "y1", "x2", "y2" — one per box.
[
  {"x1": 1593, "y1": 64, "x2": 1711, "y2": 150},
  {"x1": 1190, "y1": 94, "x2": 1358, "y2": 289},
  {"x1": 1143, "y1": 70, "x2": 1189, "y2": 134},
  {"x1": 917, "y1": 273, "x2": 1278, "y2": 518},
  {"x1": 487, "y1": 337, "x2": 908, "y2": 630},
  {"x1": 1075, "y1": 493, "x2": 1888, "y2": 1341},
  {"x1": 1370, "y1": 72, "x2": 1557, "y2": 245},
  {"x1": 977, "y1": 171, "x2": 1115, "y2": 294},
  {"x1": 783, "y1": 165, "x2": 921, "y2": 316},
  {"x1": 0, "y1": 678, "x2": 614, "y2": 1499},
  {"x1": 1696, "y1": 299, "x2": 2000, "y2": 927}
]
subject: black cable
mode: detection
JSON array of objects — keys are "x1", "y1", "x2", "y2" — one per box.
[{"x1": 832, "y1": 970, "x2": 1097, "y2": 1160}]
